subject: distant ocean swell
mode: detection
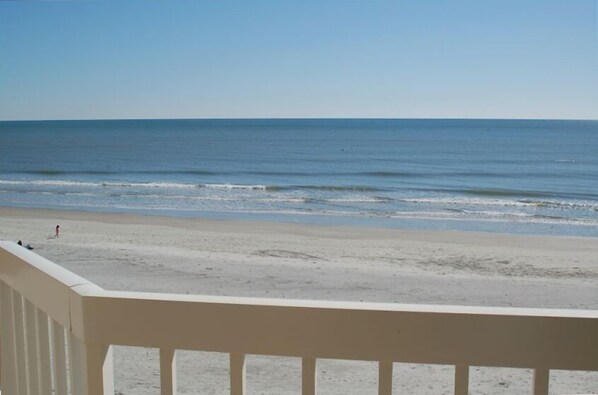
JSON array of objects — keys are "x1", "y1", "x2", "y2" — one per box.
[{"x1": 11, "y1": 169, "x2": 598, "y2": 180}]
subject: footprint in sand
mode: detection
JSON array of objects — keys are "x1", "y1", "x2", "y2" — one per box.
[{"x1": 254, "y1": 249, "x2": 325, "y2": 261}]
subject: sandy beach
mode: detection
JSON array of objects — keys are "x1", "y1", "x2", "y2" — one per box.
[{"x1": 1, "y1": 206, "x2": 597, "y2": 394}]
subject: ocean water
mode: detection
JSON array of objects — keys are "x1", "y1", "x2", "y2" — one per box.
[{"x1": 1, "y1": 119, "x2": 597, "y2": 236}]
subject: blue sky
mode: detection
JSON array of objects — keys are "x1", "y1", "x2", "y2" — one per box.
[{"x1": 1, "y1": 0, "x2": 597, "y2": 120}]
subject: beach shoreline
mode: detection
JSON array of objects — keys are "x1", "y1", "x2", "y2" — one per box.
[
  {"x1": 1, "y1": 205, "x2": 597, "y2": 393},
  {"x1": 3, "y1": 204, "x2": 597, "y2": 239}
]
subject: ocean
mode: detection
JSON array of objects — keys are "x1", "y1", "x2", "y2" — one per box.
[{"x1": 1, "y1": 119, "x2": 597, "y2": 236}]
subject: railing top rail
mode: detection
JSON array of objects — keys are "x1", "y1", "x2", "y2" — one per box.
[
  {"x1": 83, "y1": 290, "x2": 598, "y2": 370},
  {"x1": 97, "y1": 289, "x2": 598, "y2": 319}
]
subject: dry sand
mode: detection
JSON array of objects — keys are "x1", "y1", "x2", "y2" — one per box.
[{"x1": 1, "y1": 206, "x2": 597, "y2": 394}]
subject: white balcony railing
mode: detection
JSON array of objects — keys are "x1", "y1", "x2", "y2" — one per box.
[{"x1": 0, "y1": 241, "x2": 597, "y2": 394}]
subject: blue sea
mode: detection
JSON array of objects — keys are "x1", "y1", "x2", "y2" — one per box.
[{"x1": 1, "y1": 119, "x2": 597, "y2": 237}]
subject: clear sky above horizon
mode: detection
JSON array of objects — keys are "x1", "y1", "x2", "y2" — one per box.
[{"x1": 1, "y1": 0, "x2": 597, "y2": 121}]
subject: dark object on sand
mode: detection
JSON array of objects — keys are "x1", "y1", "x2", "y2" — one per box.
[{"x1": 17, "y1": 240, "x2": 33, "y2": 249}]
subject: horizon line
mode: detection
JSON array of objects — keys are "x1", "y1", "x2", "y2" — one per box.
[{"x1": 1, "y1": 116, "x2": 597, "y2": 123}]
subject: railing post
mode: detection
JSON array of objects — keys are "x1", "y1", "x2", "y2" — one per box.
[
  {"x1": 13, "y1": 290, "x2": 28, "y2": 394},
  {"x1": 85, "y1": 343, "x2": 115, "y2": 395},
  {"x1": 302, "y1": 357, "x2": 317, "y2": 395},
  {"x1": 160, "y1": 348, "x2": 177, "y2": 395},
  {"x1": 69, "y1": 334, "x2": 114, "y2": 395},
  {"x1": 230, "y1": 353, "x2": 246, "y2": 395},
  {"x1": 1, "y1": 282, "x2": 18, "y2": 395},
  {"x1": 25, "y1": 299, "x2": 40, "y2": 394},
  {"x1": 533, "y1": 368, "x2": 549, "y2": 395},
  {"x1": 0, "y1": 280, "x2": 2, "y2": 389},
  {"x1": 36, "y1": 309, "x2": 52, "y2": 394},
  {"x1": 69, "y1": 333, "x2": 85, "y2": 395},
  {"x1": 52, "y1": 321, "x2": 68, "y2": 395},
  {"x1": 454, "y1": 364, "x2": 469, "y2": 395},
  {"x1": 378, "y1": 361, "x2": 393, "y2": 395}
]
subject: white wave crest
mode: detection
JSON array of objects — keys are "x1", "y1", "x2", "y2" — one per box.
[
  {"x1": 0, "y1": 179, "x2": 270, "y2": 191},
  {"x1": 400, "y1": 197, "x2": 534, "y2": 207},
  {"x1": 0, "y1": 179, "x2": 98, "y2": 187},
  {"x1": 326, "y1": 197, "x2": 389, "y2": 203},
  {"x1": 199, "y1": 183, "x2": 268, "y2": 190},
  {"x1": 102, "y1": 181, "x2": 198, "y2": 189}
]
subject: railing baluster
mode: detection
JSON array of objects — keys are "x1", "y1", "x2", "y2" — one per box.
[
  {"x1": 36, "y1": 309, "x2": 52, "y2": 394},
  {"x1": 302, "y1": 357, "x2": 317, "y2": 395},
  {"x1": 25, "y1": 299, "x2": 40, "y2": 394},
  {"x1": 230, "y1": 353, "x2": 246, "y2": 395},
  {"x1": 13, "y1": 290, "x2": 29, "y2": 395},
  {"x1": 160, "y1": 348, "x2": 177, "y2": 395},
  {"x1": 454, "y1": 364, "x2": 469, "y2": 395},
  {"x1": 52, "y1": 320, "x2": 68, "y2": 395},
  {"x1": 533, "y1": 368, "x2": 549, "y2": 395},
  {"x1": 1, "y1": 282, "x2": 18, "y2": 395},
  {"x1": 378, "y1": 361, "x2": 393, "y2": 395}
]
